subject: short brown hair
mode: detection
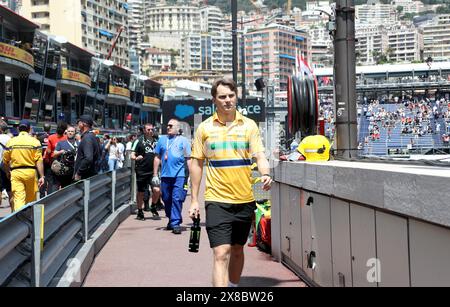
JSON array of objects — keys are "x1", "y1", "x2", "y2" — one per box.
[{"x1": 211, "y1": 78, "x2": 238, "y2": 99}]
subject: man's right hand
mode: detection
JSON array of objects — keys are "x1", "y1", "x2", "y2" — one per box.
[
  {"x1": 151, "y1": 176, "x2": 160, "y2": 187},
  {"x1": 189, "y1": 200, "x2": 200, "y2": 219},
  {"x1": 136, "y1": 155, "x2": 144, "y2": 161}
]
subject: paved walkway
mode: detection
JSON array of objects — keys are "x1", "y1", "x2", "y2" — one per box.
[{"x1": 83, "y1": 184, "x2": 306, "y2": 287}]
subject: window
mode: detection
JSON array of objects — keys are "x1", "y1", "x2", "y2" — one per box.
[{"x1": 32, "y1": 12, "x2": 50, "y2": 18}]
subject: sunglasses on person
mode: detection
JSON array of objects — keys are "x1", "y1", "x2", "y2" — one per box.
[{"x1": 167, "y1": 124, "x2": 174, "y2": 128}]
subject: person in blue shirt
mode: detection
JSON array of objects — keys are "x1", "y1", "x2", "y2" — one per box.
[{"x1": 153, "y1": 119, "x2": 191, "y2": 235}]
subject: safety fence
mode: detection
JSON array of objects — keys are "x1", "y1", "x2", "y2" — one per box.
[{"x1": 0, "y1": 167, "x2": 132, "y2": 287}]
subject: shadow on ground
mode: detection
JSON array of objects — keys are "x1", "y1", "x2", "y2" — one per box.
[{"x1": 239, "y1": 276, "x2": 303, "y2": 287}]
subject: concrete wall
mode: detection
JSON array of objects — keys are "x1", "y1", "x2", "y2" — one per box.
[{"x1": 272, "y1": 161, "x2": 450, "y2": 287}]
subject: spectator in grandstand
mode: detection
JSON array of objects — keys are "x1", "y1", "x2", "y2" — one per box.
[{"x1": 443, "y1": 134, "x2": 450, "y2": 146}]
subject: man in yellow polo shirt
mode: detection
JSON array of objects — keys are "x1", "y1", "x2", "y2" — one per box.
[
  {"x1": 189, "y1": 78, "x2": 273, "y2": 287},
  {"x1": 3, "y1": 120, "x2": 45, "y2": 212}
]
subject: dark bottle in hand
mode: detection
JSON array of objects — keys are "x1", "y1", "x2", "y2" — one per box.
[{"x1": 189, "y1": 216, "x2": 201, "y2": 253}]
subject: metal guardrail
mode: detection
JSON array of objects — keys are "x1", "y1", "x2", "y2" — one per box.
[{"x1": 0, "y1": 167, "x2": 133, "y2": 287}]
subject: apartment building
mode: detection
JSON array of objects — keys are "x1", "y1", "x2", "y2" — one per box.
[
  {"x1": 306, "y1": 0, "x2": 330, "y2": 12},
  {"x1": 20, "y1": 0, "x2": 130, "y2": 67},
  {"x1": 307, "y1": 25, "x2": 333, "y2": 68},
  {"x1": 422, "y1": 14, "x2": 450, "y2": 62},
  {"x1": 0, "y1": 0, "x2": 18, "y2": 11},
  {"x1": 244, "y1": 24, "x2": 311, "y2": 93},
  {"x1": 356, "y1": 0, "x2": 397, "y2": 25},
  {"x1": 391, "y1": 0, "x2": 425, "y2": 15},
  {"x1": 128, "y1": 0, "x2": 143, "y2": 52},
  {"x1": 145, "y1": 5, "x2": 200, "y2": 50},
  {"x1": 181, "y1": 31, "x2": 233, "y2": 72},
  {"x1": 387, "y1": 24, "x2": 422, "y2": 63},
  {"x1": 142, "y1": 47, "x2": 172, "y2": 76},
  {"x1": 356, "y1": 25, "x2": 388, "y2": 65},
  {"x1": 199, "y1": 6, "x2": 223, "y2": 34}
]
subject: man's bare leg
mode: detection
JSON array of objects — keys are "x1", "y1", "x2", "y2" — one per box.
[
  {"x1": 212, "y1": 244, "x2": 231, "y2": 287},
  {"x1": 228, "y1": 245, "x2": 245, "y2": 285}
]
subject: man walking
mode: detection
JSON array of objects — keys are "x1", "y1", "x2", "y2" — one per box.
[
  {"x1": 154, "y1": 119, "x2": 191, "y2": 234},
  {"x1": 189, "y1": 79, "x2": 273, "y2": 287},
  {"x1": 74, "y1": 115, "x2": 101, "y2": 181},
  {"x1": 3, "y1": 120, "x2": 45, "y2": 212},
  {"x1": 131, "y1": 123, "x2": 160, "y2": 221}
]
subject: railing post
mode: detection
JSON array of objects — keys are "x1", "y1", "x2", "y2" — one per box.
[
  {"x1": 83, "y1": 180, "x2": 90, "y2": 243},
  {"x1": 131, "y1": 162, "x2": 136, "y2": 204},
  {"x1": 31, "y1": 204, "x2": 44, "y2": 287},
  {"x1": 111, "y1": 171, "x2": 116, "y2": 212}
]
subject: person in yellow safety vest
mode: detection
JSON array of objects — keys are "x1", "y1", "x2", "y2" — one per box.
[{"x1": 2, "y1": 120, "x2": 45, "y2": 212}]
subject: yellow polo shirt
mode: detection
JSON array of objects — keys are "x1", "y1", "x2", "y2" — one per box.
[
  {"x1": 3, "y1": 132, "x2": 43, "y2": 169},
  {"x1": 191, "y1": 111, "x2": 265, "y2": 204}
]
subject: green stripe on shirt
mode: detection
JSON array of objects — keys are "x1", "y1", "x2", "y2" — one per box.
[{"x1": 209, "y1": 141, "x2": 250, "y2": 151}]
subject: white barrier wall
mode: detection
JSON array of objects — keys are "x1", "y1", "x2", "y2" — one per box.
[{"x1": 272, "y1": 161, "x2": 450, "y2": 287}]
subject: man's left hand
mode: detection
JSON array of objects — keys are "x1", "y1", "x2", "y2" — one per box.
[
  {"x1": 261, "y1": 175, "x2": 273, "y2": 191},
  {"x1": 38, "y1": 177, "x2": 45, "y2": 188},
  {"x1": 74, "y1": 174, "x2": 81, "y2": 181}
]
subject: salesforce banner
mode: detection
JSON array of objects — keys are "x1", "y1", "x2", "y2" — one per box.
[{"x1": 162, "y1": 99, "x2": 266, "y2": 129}]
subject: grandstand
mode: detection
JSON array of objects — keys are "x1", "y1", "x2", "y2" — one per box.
[
  {"x1": 357, "y1": 100, "x2": 450, "y2": 156},
  {"x1": 316, "y1": 62, "x2": 450, "y2": 157}
]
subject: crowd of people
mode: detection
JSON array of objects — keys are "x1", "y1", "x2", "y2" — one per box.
[
  {"x1": 0, "y1": 116, "x2": 141, "y2": 212},
  {"x1": 0, "y1": 79, "x2": 274, "y2": 288},
  {"x1": 360, "y1": 96, "x2": 450, "y2": 146}
]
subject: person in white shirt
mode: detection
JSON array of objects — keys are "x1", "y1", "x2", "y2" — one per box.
[
  {"x1": 106, "y1": 137, "x2": 120, "y2": 171},
  {"x1": 0, "y1": 122, "x2": 12, "y2": 201},
  {"x1": 117, "y1": 138, "x2": 125, "y2": 169}
]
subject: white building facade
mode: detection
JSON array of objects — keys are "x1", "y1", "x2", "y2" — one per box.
[
  {"x1": 181, "y1": 32, "x2": 233, "y2": 72},
  {"x1": 387, "y1": 24, "x2": 423, "y2": 63},
  {"x1": 422, "y1": 14, "x2": 450, "y2": 62},
  {"x1": 356, "y1": 0, "x2": 397, "y2": 25}
]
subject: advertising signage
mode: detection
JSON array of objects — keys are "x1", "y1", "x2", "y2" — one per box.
[
  {"x1": 61, "y1": 69, "x2": 91, "y2": 87},
  {"x1": 0, "y1": 42, "x2": 34, "y2": 67},
  {"x1": 162, "y1": 99, "x2": 266, "y2": 128}
]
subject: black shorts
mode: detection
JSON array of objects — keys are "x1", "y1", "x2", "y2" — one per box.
[
  {"x1": 136, "y1": 175, "x2": 157, "y2": 193},
  {"x1": 0, "y1": 168, "x2": 11, "y2": 192},
  {"x1": 205, "y1": 201, "x2": 256, "y2": 248}
]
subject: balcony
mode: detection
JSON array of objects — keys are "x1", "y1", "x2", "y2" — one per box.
[
  {"x1": 0, "y1": 40, "x2": 34, "y2": 77},
  {"x1": 142, "y1": 96, "x2": 160, "y2": 110},
  {"x1": 106, "y1": 85, "x2": 131, "y2": 105},
  {"x1": 57, "y1": 68, "x2": 92, "y2": 93}
]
